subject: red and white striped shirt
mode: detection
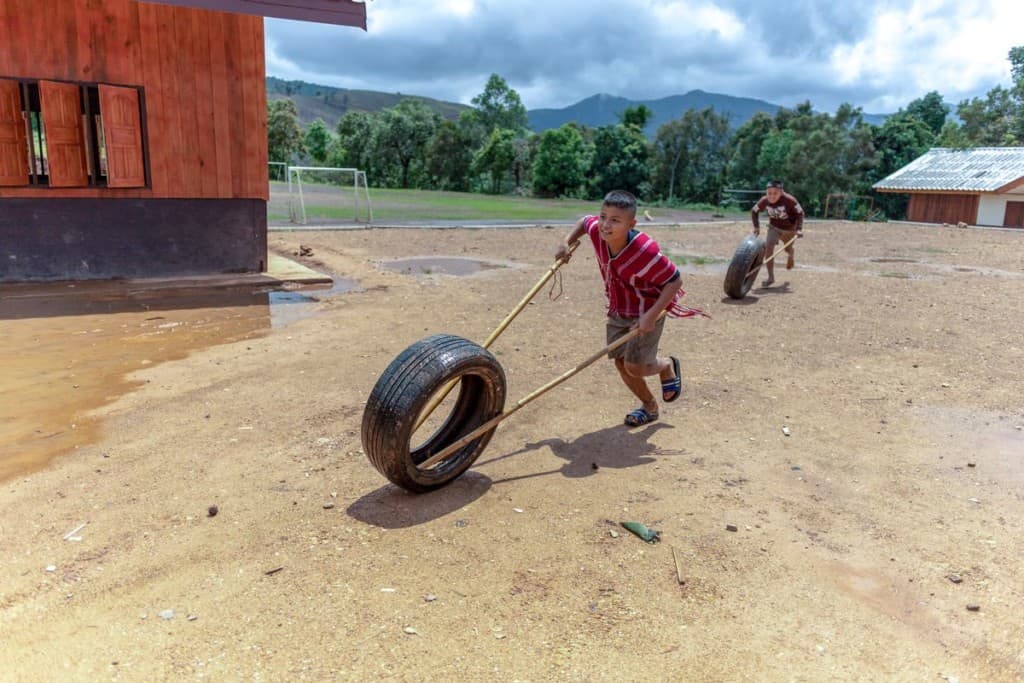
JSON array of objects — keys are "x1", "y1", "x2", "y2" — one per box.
[{"x1": 583, "y1": 215, "x2": 700, "y2": 319}]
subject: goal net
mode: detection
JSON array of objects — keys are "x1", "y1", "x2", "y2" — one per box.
[{"x1": 268, "y1": 166, "x2": 373, "y2": 225}]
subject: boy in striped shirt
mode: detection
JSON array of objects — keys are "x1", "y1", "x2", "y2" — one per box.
[{"x1": 556, "y1": 190, "x2": 701, "y2": 427}]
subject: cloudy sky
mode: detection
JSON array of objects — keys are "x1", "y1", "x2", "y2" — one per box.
[{"x1": 265, "y1": 0, "x2": 1023, "y2": 115}]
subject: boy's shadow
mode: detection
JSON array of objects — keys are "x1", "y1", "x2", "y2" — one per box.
[{"x1": 481, "y1": 422, "x2": 681, "y2": 481}]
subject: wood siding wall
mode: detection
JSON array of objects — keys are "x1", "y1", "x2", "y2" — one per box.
[
  {"x1": 1005, "y1": 201, "x2": 1024, "y2": 228},
  {"x1": 906, "y1": 193, "x2": 980, "y2": 225},
  {"x1": 0, "y1": 0, "x2": 267, "y2": 200}
]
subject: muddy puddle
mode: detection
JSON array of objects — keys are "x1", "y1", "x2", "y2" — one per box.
[
  {"x1": 0, "y1": 278, "x2": 357, "y2": 482},
  {"x1": 380, "y1": 256, "x2": 511, "y2": 277}
]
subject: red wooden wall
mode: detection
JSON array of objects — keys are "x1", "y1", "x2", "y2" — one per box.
[
  {"x1": 906, "y1": 193, "x2": 980, "y2": 225},
  {"x1": 0, "y1": 0, "x2": 268, "y2": 200},
  {"x1": 1004, "y1": 201, "x2": 1024, "y2": 227}
]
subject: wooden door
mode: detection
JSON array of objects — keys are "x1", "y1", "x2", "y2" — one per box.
[
  {"x1": 1004, "y1": 201, "x2": 1024, "y2": 228},
  {"x1": 39, "y1": 81, "x2": 88, "y2": 187},
  {"x1": 99, "y1": 85, "x2": 146, "y2": 188},
  {"x1": 0, "y1": 79, "x2": 29, "y2": 186}
]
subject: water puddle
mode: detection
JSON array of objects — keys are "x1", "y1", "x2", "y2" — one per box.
[
  {"x1": 0, "y1": 278, "x2": 356, "y2": 482},
  {"x1": 380, "y1": 256, "x2": 509, "y2": 277},
  {"x1": 268, "y1": 276, "x2": 359, "y2": 328}
]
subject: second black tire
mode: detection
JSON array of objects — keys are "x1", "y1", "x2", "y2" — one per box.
[
  {"x1": 723, "y1": 236, "x2": 766, "y2": 299},
  {"x1": 361, "y1": 334, "x2": 507, "y2": 493}
]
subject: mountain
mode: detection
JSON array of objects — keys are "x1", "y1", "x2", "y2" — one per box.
[
  {"x1": 527, "y1": 90, "x2": 889, "y2": 135},
  {"x1": 266, "y1": 77, "x2": 890, "y2": 133},
  {"x1": 266, "y1": 76, "x2": 471, "y2": 128}
]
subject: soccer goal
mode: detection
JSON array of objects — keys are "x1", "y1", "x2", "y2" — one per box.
[{"x1": 285, "y1": 166, "x2": 373, "y2": 225}]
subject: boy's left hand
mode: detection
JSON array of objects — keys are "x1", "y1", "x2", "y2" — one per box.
[{"x1": 635, "y1": 312, "x2": 658, "y2": 334}]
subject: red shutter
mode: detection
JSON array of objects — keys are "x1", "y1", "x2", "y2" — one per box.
[
  {"x1": 99, "y1": 84, "x2": 146, "y2": 188},
  {"x1": 0, "y1": 79, "x2": 29, "y2": 186},
  {"x1": 39, "y1": 80, "x2": 89, "y2": 187}
]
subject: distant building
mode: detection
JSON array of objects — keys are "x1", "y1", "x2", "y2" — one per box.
[
  {"x1": 0, "y1": 0, "x2": 365, "y2": 282},
  {"x1": 872, "y1": 147, "x2": 1024, "y2": 228}
]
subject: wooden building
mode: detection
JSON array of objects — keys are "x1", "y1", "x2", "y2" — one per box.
[
  {"x1": 0, "y1": 0, "x2": 365, "y2": 282},
  {"x1": 873, "y1": 147, "x2": 1024, "y2": 228}
]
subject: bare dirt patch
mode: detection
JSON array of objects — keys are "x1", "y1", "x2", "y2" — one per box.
[{"x1": 2, "y1": 221, "x2": 1023, "y2": 680}]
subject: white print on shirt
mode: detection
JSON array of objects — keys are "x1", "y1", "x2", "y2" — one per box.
[{"x1": 766, "y1": 202, "x2": 802, "y2": 221}]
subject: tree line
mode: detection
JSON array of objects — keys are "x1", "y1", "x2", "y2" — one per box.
[{"x1": 268, "y1": 47, "x2": 1024, "y2": 220}]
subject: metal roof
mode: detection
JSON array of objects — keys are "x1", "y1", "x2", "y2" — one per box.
[
  {"x1": 139, "y1": 0, "x2": 367, "y2": 29},
  {"x1": 872, "y1": 147, "x2": 1024, "y2": 193}
]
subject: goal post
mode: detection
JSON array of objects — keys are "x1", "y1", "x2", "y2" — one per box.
[
  {"x1": 268, "y1": 161, "x2": 288, "y2": 182},
  {"x1": 282, "y1": 166, "x2": 373, "y2": 225}
]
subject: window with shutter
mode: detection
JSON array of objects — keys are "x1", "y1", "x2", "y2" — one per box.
[
  {"x1": 4, "y1": 78, "x2": 148, "y2": 189},
  {"x1": 98, "y1": 85, "x2": 145, "y2": 188},
  {"x1": 39, "y1": 80, "x2": 89, "y2": 187},
  {"x1": 0, "y1": 79, "x2": 29, "y2": 186}
]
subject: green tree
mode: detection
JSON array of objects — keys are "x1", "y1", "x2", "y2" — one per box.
[
  {"x1": 746, "y1": 102, "x2": 879, "y2": 215},
  {"x1": 1010, "y1": 46, "x2": 1024, "y2": 141},
  {"x1": 756, "y1": 129, "x2": 793, "y2": 184},
  {"x1": 425, "y1": 120, "x2": 474, "y2": 191},
  {"x1": 303, "y1": 118, "x2": 332, "y2": 164},
  {"x1": 619, "y1": 104, "x2": 654, "y2": 129},
  {"x1": 267, "y1": 98, "x2": 305, "y2": 163},
  {"x1": 784, "y1": 104, "x2": 878, "y2": 215},
  {"x1": 511, "y1": 137, "x2": 533, "y2": 192},
  {"x1": 869, "y1": 114, "x2": 935, "y2": 217},
  {"x1": 470, "y1": 74, "x2": 528, "y2": 133},
  {"x1": 588, "y1": 120, "x2": 651, "y2": 198},
  {"x1": 725, "y1": 111, "x2": 775, "y2": 189},
  {"x1": 651, "y1": 108, "x2": 730, "y2": 203},
  {"x1": 375, "y1": 99, "x2": 441, "y2": 188},
  {"x1": 940, "y1": 46, "x2": 1024, "y2": 147},
  {"x1": 473, "y1": 127, "x2": 517, "y2": 193},
  {"x1": 532, "y1": 124, "x2": 588, "y2": 197},
  {"x1": 332, "y1": 110, "x2": 379, "y2": 179},
  {"x1": 903, "y1": 91, "x2": 949, "y2": 136},
  {"x1": 955, "y1": 87, "x2": 1018, "y2": 146}
]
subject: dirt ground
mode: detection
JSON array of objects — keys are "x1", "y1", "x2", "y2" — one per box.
[{"x1": 2, "y1": 220, "x2": 1023, "y2": 681}]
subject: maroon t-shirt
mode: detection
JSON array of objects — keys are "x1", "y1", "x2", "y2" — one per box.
[{"x1": 751, "y1": 193, "x2": 804, "y2": 231}]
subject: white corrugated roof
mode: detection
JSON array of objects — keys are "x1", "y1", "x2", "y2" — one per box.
[{"x1": 872, "y1": 147, "x2": 1024, "y2": 192}]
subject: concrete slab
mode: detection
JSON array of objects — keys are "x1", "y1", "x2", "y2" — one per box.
[{"x1": 0, "y1": 255, "x2": 332, "y2": 302}]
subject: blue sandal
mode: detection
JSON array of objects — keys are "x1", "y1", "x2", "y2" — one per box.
[
  {"x1": 624, "y1": 407, "x2": 659, "y2": 427},
  {"x1": 661, "y1": 356, "x2": 681, "y2": 403}
]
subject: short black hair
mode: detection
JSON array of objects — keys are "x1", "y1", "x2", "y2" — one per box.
[
  {"x1": 602, "y1": 189, "x2": 637, "y2": 215},
  {"x1": 766, "y1": 180, "x2": 784, "y2": 189}
]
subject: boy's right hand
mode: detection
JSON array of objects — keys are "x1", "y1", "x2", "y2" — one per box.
[{"x1": 556, "y1": 241, "x2": 575, "y2": 262}]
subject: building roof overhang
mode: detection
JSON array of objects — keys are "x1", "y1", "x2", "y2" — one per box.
[{"x1": 137, "y1": 0, "x2": 366, "y2": 29}]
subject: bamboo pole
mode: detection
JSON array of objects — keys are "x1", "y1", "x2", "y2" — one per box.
[
  {"x1": 418, "y1": 310, "x2": 667, "y2": 470},
  {"x1": 411, "y1": 240, "x2": 580, "y2": 432},
  {"x1": 748, "y1": 234, "x2": 799, "y2": 277}
]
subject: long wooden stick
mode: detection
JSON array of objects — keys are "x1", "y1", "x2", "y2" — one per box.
[
  {"x1": 671, "y1": 545, "x2": 685, "y2": 584},
  {"x1": 418, "y1": 310, "x2": 667, "y2": 470},
  {"x1": 412, "y1": 240, "x2": 581, "y2": 431},
  {"x1": 745, "y1": 233, "x2": 798, "y2": 278},
  {"x1": 761, "y1": 235, "x2": 798, "y2": 266}
]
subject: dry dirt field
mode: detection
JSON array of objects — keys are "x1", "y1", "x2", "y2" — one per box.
[{"x1": 2, "y1": 220, "x2": 1023, "y2": 681}]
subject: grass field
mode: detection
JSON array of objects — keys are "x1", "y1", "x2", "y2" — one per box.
[{"x1": 267, "y1": 181, "x2": 745, "y2": 225}]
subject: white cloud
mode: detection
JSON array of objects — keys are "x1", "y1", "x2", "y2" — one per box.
[
  {"x1": 828, "y1": 0, "x2": 1022, "y2": 111},
  {"x1": 265, "y1": 0, "x2": 1023, "y2": 113}
]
